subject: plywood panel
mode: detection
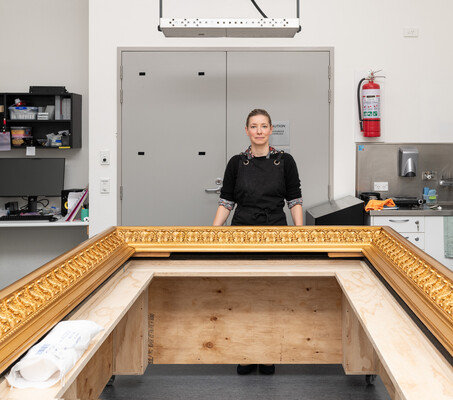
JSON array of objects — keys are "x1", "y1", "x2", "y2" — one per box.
[
  {"x1": 377, "y1": 360, "x2": 398, "y2": 400},
  {"x1": 129, "y1": 258, "x2": 363, "y2": 276},
  {"x1": 342, "y1": 293, "x2": 376, "y2": 374},
  {"x1": 337, "y1": 268, "x2": 453, "y2": 399},
  {"x1": 148, "y1": 277, "x2": 342, "y2": 364},
  {"x1": 113, "y1": 289, "x2": 148, "y2": 375},
  {"x1": 64, "y1": 334, "x2": 113, "y2": 400}
]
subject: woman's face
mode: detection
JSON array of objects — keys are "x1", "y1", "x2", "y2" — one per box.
[{"x1": 245, "y1": 114, "x2": 273, "y2": 147}]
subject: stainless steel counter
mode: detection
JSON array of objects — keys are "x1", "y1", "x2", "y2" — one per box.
[{"x1": 369, "y1": 205, "x2": 453, "y2": 216}]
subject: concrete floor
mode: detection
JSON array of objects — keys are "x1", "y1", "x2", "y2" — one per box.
[{"x1": 100, "y1": 364, "x2": 391, "y2": 400}]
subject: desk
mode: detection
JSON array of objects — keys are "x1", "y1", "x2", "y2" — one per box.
[
  {"x1": 0, "y1": 226, "x2": 452, "y2": 399},
  {"x1": 0, "y1": 220, "x2": 88, "y2": 228}
]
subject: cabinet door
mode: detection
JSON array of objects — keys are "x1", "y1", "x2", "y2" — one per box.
[
  {"x1": 425, "y1": 216, "x2": 453, "y2": 271},
  {"x1": 371, "y1": 216, "x2": 424, "y2": 233},
  {"x1": 399, "y1": 232, "x2": 424, "y2": 250}
]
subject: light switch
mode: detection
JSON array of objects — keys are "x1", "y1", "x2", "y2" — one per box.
[{"x1": 100, "y1": 178, "x2": 110, "y2": 194}]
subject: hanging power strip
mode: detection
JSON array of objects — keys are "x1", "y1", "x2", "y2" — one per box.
[{"x1": 159, "y1": 18, "x2": 300, "y2": 37}]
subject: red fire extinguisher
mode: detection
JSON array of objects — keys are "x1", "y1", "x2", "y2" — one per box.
[{"x1": 358, "y1": 70, "x2": 384, "y2": 137}]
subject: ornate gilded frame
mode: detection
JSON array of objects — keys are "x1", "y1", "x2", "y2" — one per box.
[{"x1": 1, "y1": 226, "x2": 452, "y2": 374}]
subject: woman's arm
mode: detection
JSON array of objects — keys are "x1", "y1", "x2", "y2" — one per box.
[
  {"x1": 284, "y1": 154, "x2": 303, "y2": 226},
  {"x1": 213, "y1": 156, "x2": 238, "y2": 226},
  {"x1": 213, "y1": 205, "x2": 231, "y2": 226},
  {"x1": 290, "y1": 204, "x2": 303, "y2": 226}
]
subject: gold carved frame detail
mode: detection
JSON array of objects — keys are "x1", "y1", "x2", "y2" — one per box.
[{"x1": 0, "y1": 226, "x2": 452, "y2": 373}]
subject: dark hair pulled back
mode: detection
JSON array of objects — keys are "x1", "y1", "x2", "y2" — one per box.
[{"x1": 246, "y1": 109, "x2": 272, "y2": 127}]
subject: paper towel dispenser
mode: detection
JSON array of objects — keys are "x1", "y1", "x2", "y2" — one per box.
[{"x1": 399, "y1": 147, "x2": 418, "y2": 177}]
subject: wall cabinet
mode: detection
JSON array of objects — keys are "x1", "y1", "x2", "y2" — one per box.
[
  {"x1": 0, "y1": 92, "x2": 82, "y2": 149},
  {"x1": 371, "y1": 215, "x2": 453, "y2": 271}
]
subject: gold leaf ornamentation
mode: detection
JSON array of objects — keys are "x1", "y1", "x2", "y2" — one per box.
[
  {"x1": 372, "y1": 230, "x2": 453, "y2": 319},
  {"x1": 118, "y1": 227, "x2": 378, "y2": 246}
]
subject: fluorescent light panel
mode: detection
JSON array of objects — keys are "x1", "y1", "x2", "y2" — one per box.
[{"x1": 160, "y1": 18, "x2": 300, "y2": 38}]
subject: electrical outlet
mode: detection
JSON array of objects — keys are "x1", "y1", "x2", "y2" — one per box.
[
  {"x1": 374, "y1": 181, "x2": 389, "y2": 191},
  {"x1": 422, "y1": 171, "x2": 437, "y2": 181},
  {"x1": 403, "y1": 27, "x2": 419, "y2": 37},
  {"x1": 100, "y1": 151, "x2": 110, "y2": 165}
]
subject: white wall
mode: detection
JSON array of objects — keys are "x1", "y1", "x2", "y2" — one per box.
[
  {"x1": 0, "y1": 0, "x2": 89, "y2": 287},
  {"x1": 0, "y1": 0, "x2": 89, "y2": 192},
  {"x1": 89, "y1": 0, "x2": 453, "y2": 236}
]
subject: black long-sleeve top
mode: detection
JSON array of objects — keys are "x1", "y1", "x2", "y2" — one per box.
[{"x1": 219, "y1": 147, "x2": 303, "y2": 211}]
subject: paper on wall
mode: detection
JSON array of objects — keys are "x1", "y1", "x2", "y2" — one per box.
[{"x1": 269, "y1": 120, "x2": 290, "y2": 146}]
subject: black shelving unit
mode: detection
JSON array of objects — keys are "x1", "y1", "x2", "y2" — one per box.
[{"x1": 0, "y1": 92, "x2": 82, "y2": 149}]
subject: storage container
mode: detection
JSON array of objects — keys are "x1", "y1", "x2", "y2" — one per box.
[
  {"x1": 423, "y1": 194, "x2": 438, "y2": 205},
  {"x1": 11, "y1": 126, "x2": 33, "y2": 147},
  {"x1": 9, "y1": 106, "x2": 38, "y2": 120}
]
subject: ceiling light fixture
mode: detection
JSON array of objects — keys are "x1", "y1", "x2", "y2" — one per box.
[{"x1": 158, "y1": 0, "x2": 301, "y2": 38}]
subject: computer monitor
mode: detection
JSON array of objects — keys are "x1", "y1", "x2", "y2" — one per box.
[{"x1": 0, "y1": 158, "x2": 65, "y2": 212}]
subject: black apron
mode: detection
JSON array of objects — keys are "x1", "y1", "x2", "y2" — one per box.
[{"x1": 231, "y1": 152, "x2": 287, "y2": 226}]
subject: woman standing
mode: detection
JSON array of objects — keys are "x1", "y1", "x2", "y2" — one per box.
[
  {"x1": 213, "y1": 109, "x2": 303, "y2": 374},
  {"x1": 213, "y1": 108, "x2": 303, "y2": 227}
]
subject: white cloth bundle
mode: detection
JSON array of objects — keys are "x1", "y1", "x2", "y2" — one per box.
[{"x1": 7, "y1": 320, "x2": 103, "y2": 388}]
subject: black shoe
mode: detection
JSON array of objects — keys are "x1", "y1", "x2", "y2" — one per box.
[
  {"x1": 259, "y1": 364, "x2": 275, "y2": 375},
  {"x1": 237, "y1": 364, "x2": 257, "y2": 375}
]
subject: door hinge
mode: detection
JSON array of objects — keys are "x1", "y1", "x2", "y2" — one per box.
[
  {"x1": 120, "y1": 89, "x2": 123, "y2": 104},
  {"x1": 328, "y1": 65, "x2": 331, "y2": 79},
  {"x1": 120, "y1": 65, "x2": 123, "y2": 80},
  {"x1": 328, "y1": 89, "x2": 332, "y2": 103},
  {"x1": 120, "y1": 185, "x2": 123, "y2": 200}
]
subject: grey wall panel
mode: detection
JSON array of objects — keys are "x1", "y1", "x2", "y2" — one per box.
[
  {"x1": 227, "y1": 51, "x2": 331, "y2": 221},
  {"x1": 121, "y1": 52, "x2": 227, "y2": 226},
  {"x1": 0, "y1": 226, "x2": 88, "y2": 290},
  {"x1": 120, "y1": 50, "x2": 332, "y2": 226}
]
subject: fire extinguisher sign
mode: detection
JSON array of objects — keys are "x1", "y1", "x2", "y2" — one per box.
[{"x1": 362, "y1": 89, "x2": 380, "y2": 119}]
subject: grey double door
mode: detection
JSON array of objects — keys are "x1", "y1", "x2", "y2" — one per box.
[{"x1": 120, "y1": 50, "x2": 331, "y2": 226}]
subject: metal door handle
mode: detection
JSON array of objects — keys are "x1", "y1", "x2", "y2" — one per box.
[
  {"x1": 205, "y1": 178, "x2": 222, "y2": 194},
  {"x1": 389, "y1": 219, "x2": 410, "y2": 223},
  {"x1": 205, "y1": 187, "x2": 221, "y2": 193}
]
